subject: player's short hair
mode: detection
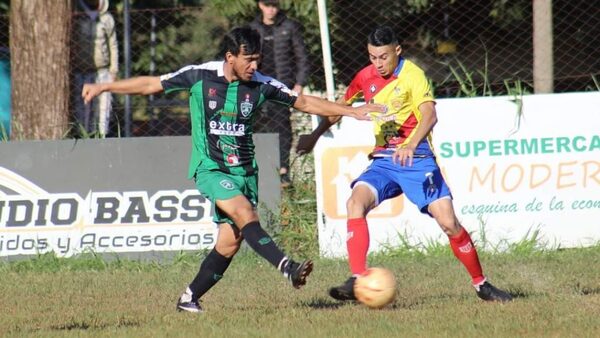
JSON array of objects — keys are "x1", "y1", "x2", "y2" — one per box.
[
  {"x1": 218, "y1": 26, "x2": 262, "y2": 58},
  {"x1": 368, "y1": 26, "x2": 399, "y2": 47}
]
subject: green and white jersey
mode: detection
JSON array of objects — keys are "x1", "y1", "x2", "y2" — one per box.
[{"x1": 160, "y1": 61, "x2": 297, "y2": 177}]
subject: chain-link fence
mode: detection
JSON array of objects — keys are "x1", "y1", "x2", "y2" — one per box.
[{"x1": 1, "y1": 1, "x2": 599, "y2": 140}]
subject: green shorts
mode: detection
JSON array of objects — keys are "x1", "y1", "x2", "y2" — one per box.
[{"x1": 194, "y1": 166, "x2": 258, "y2": 225}]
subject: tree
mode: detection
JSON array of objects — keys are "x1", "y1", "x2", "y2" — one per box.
[{"x1": 10, "y1": 1, "x2": 72, "y2": 140}]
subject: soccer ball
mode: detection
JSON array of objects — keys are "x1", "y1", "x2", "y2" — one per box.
[{"x1": 354, "y1": 267, "x2": 396, "y2": 309}]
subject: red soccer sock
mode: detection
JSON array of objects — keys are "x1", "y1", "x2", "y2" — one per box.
[
  {"x1": 449, "y1": 227, "x2": 486, "y2": 285},
  {"x1": 347, "y1": 218, "x2": 370, "y2": 275}
]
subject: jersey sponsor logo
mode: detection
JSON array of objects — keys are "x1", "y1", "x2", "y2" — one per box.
[
  {"x1": 459, "y1": 242, "x2": 473, "y2": 253},
  {"x1": 218, "y1": 111, "x2": 237, "y2": 117},
  {"x1": 346, "y1": 230, "x2": 354, "y2": 241},
  {"x1": 209, "y1": 121, "x2": 246, "y2": 136},
  {"x1": 369, "y1": 84, "x2": 377, "y2": 93},
  {"x1": 217, "y1": 140, "x2": 240, "y2": 153},
  {"x1": 218, "y1": 141, "x2": 241, "y2": 166},
  {"x1": 226, "y1": 154, "x2": 240, "y2": 165},
  {"x1": 219, "y1": 179, "x2": 235, "y2": 190},
  {"x1": 373, "y1": 114, "x2": 396, "y2": 122},
  {"x1": 208, "y1": 100, "x2": 217, "y2": 110},
  {"x1": 240, "y1": 94, "x2": 253, "y2": 117},
  {"x1": 258, "y1": 237, "x2": 272, "y2": 245},
  {"x1": 208, "y1": 88, "x2": 217, "y2": 97}
]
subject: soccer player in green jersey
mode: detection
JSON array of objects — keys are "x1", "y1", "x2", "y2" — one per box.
[{"x1": 82, "y1": 26, "x2": 383, "y2": 313}]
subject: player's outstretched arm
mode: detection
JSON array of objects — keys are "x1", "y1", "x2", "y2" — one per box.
[
  {"x1": 292, "y1": 94, "x2": 383, "y2": 121},
  {"x1": 82, "y1": 76, "x2": 163, "y2": 104},
  {"x1": 296, "y1": 97, "x2": 346, "y2": 155}
]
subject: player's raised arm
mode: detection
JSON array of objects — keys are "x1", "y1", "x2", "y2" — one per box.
[
  {"x1": 292, "y1": 94, "x2": 384, "y2": 121},
  {"x1": 82, "y1": 76, "x2": 163, "y2": 104}
]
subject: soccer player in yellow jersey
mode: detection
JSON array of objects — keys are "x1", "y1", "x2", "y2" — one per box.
[{"x1": 297, "y1": 26, "x2": 512, "y2": 303}]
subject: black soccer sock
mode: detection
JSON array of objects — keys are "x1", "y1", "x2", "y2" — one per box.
[
  {"x1": 240, "y1": 221, "x2": 287, "y2": 270},
  {"x1": 188, "y1": 248, "x2": 232, "y2": 301}
]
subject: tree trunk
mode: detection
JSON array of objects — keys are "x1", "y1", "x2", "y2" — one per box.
[{"x1": 10, "y1": 0, "x2": 71, "y2": 140}]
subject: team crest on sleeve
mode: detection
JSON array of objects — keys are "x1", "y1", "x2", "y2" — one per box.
[{"x1": 240, "y1": 94, "x2": 253, "y2": 117}]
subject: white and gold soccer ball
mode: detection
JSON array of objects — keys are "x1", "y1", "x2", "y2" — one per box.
[{"x1": 354, "y1": 267, "x2": 397, "y2": 309}]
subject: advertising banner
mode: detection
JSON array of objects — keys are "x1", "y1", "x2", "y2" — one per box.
[
  {"x1": 0, "y1": 135, "x2": 280, "y2": 258},
  {"x1": 314, "y1": 93, "x2": 600, "y2": 257}
]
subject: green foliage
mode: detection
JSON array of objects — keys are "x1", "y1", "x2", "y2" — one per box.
[
  {"x1": 130, "y1": 8, "x2": 227, "y2": 76},
  {"x1": 405, "y1": 0, "x2": 435, "y2": 14},
  {"x1": 375, "y1": 229, "x2": 448, "y2": 259},
  {"x1": 69, "y1": 123, "x2": 105, "y2": 139},
  {"x1": 489, "y1": 0, "x2": 530, "y2": 29},
  {"x1": 0, "y1": 0, "x2": 8, "y2": 14},
  {"x1": 502, "y1": 227, "x2": 551, "y2": 256},
  {"x1": 446, "y1": 60, "x2": 480, "y2": 97},
  {"x1": 440, "y1": 50, "x2": 533, "y2": 98},
  {"x1": 377, "y1": 217, "x2": 556, "y2": 260},
  {"x1": 270, "y1": 160, "x2": 320, "y2": 258}
]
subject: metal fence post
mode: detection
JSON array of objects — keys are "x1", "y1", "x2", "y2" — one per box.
[
  {"x1": 533, "y1": 0, "x2": 554, "y2": 93},
  {"x1": 123, "y1": 0, "x2": 131, "y2": 136},
  {"x1": 317, "y1": 0, "x2": 335, "y2": 102}
]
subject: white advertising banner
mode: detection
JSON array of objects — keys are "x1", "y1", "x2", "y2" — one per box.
[
  {"x1": 0, "y1": 167, "x2": 216, "y2": 257},
  {"x1": 314, "y1": 92, "x2": 600, "y2": 257},
  {"x1": 0, "y1": 135, "x2": 281, "y2": 258}
]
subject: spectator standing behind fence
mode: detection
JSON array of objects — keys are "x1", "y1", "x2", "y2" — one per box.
[
  {"x1": 73, "y1": 0, "x2": 118, "y2": 137},
  {"x1": 249, "y1": 0, "x2": 309, "y2": 188}
]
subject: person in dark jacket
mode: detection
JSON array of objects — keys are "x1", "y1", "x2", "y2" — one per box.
[{"x1": 249, "y1": 0, "x2": 309, "y2": 188}]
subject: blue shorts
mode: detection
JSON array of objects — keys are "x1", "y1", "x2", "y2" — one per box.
[{"x1": 351, "y1": 156, "x2": 452, "y2": 215}]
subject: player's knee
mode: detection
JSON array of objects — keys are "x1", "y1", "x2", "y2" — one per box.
[
  {"x1": 228, "y1": 207, "x2": 257, "y2": 226},
  {"x1": 216, "y1": 238, "x2": 242, "y2": 258},
  {"x1": 438, "y1": 217, "x2": 461, "y2": 236},
  {"x1": 346, "y1": 197, "x2": 369, "y2": 217}
]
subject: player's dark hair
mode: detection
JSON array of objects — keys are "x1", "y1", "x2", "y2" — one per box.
[
  {"x1": 218, "y1": 26, "x2": 262, "y2": 58},
  {"x1": 368, "y1": 26, "x2": 399, "y2": 46}
]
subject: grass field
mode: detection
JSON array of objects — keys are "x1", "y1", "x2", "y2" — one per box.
[{"x1": 1, "y1": 245, "x2": 599, "y2": 337}]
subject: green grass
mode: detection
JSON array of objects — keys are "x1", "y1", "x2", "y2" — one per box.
[{"x1": 1, "y1": 246, "x2": 599, "y2": 337}]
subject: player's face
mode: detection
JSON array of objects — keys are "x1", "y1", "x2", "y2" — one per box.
[
  {"x1": 231, "y1": 49, "x2": 260, "y2": 82},
  {"x1": 367, "y1": 43, "x2": 402, "y2": 78}
]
